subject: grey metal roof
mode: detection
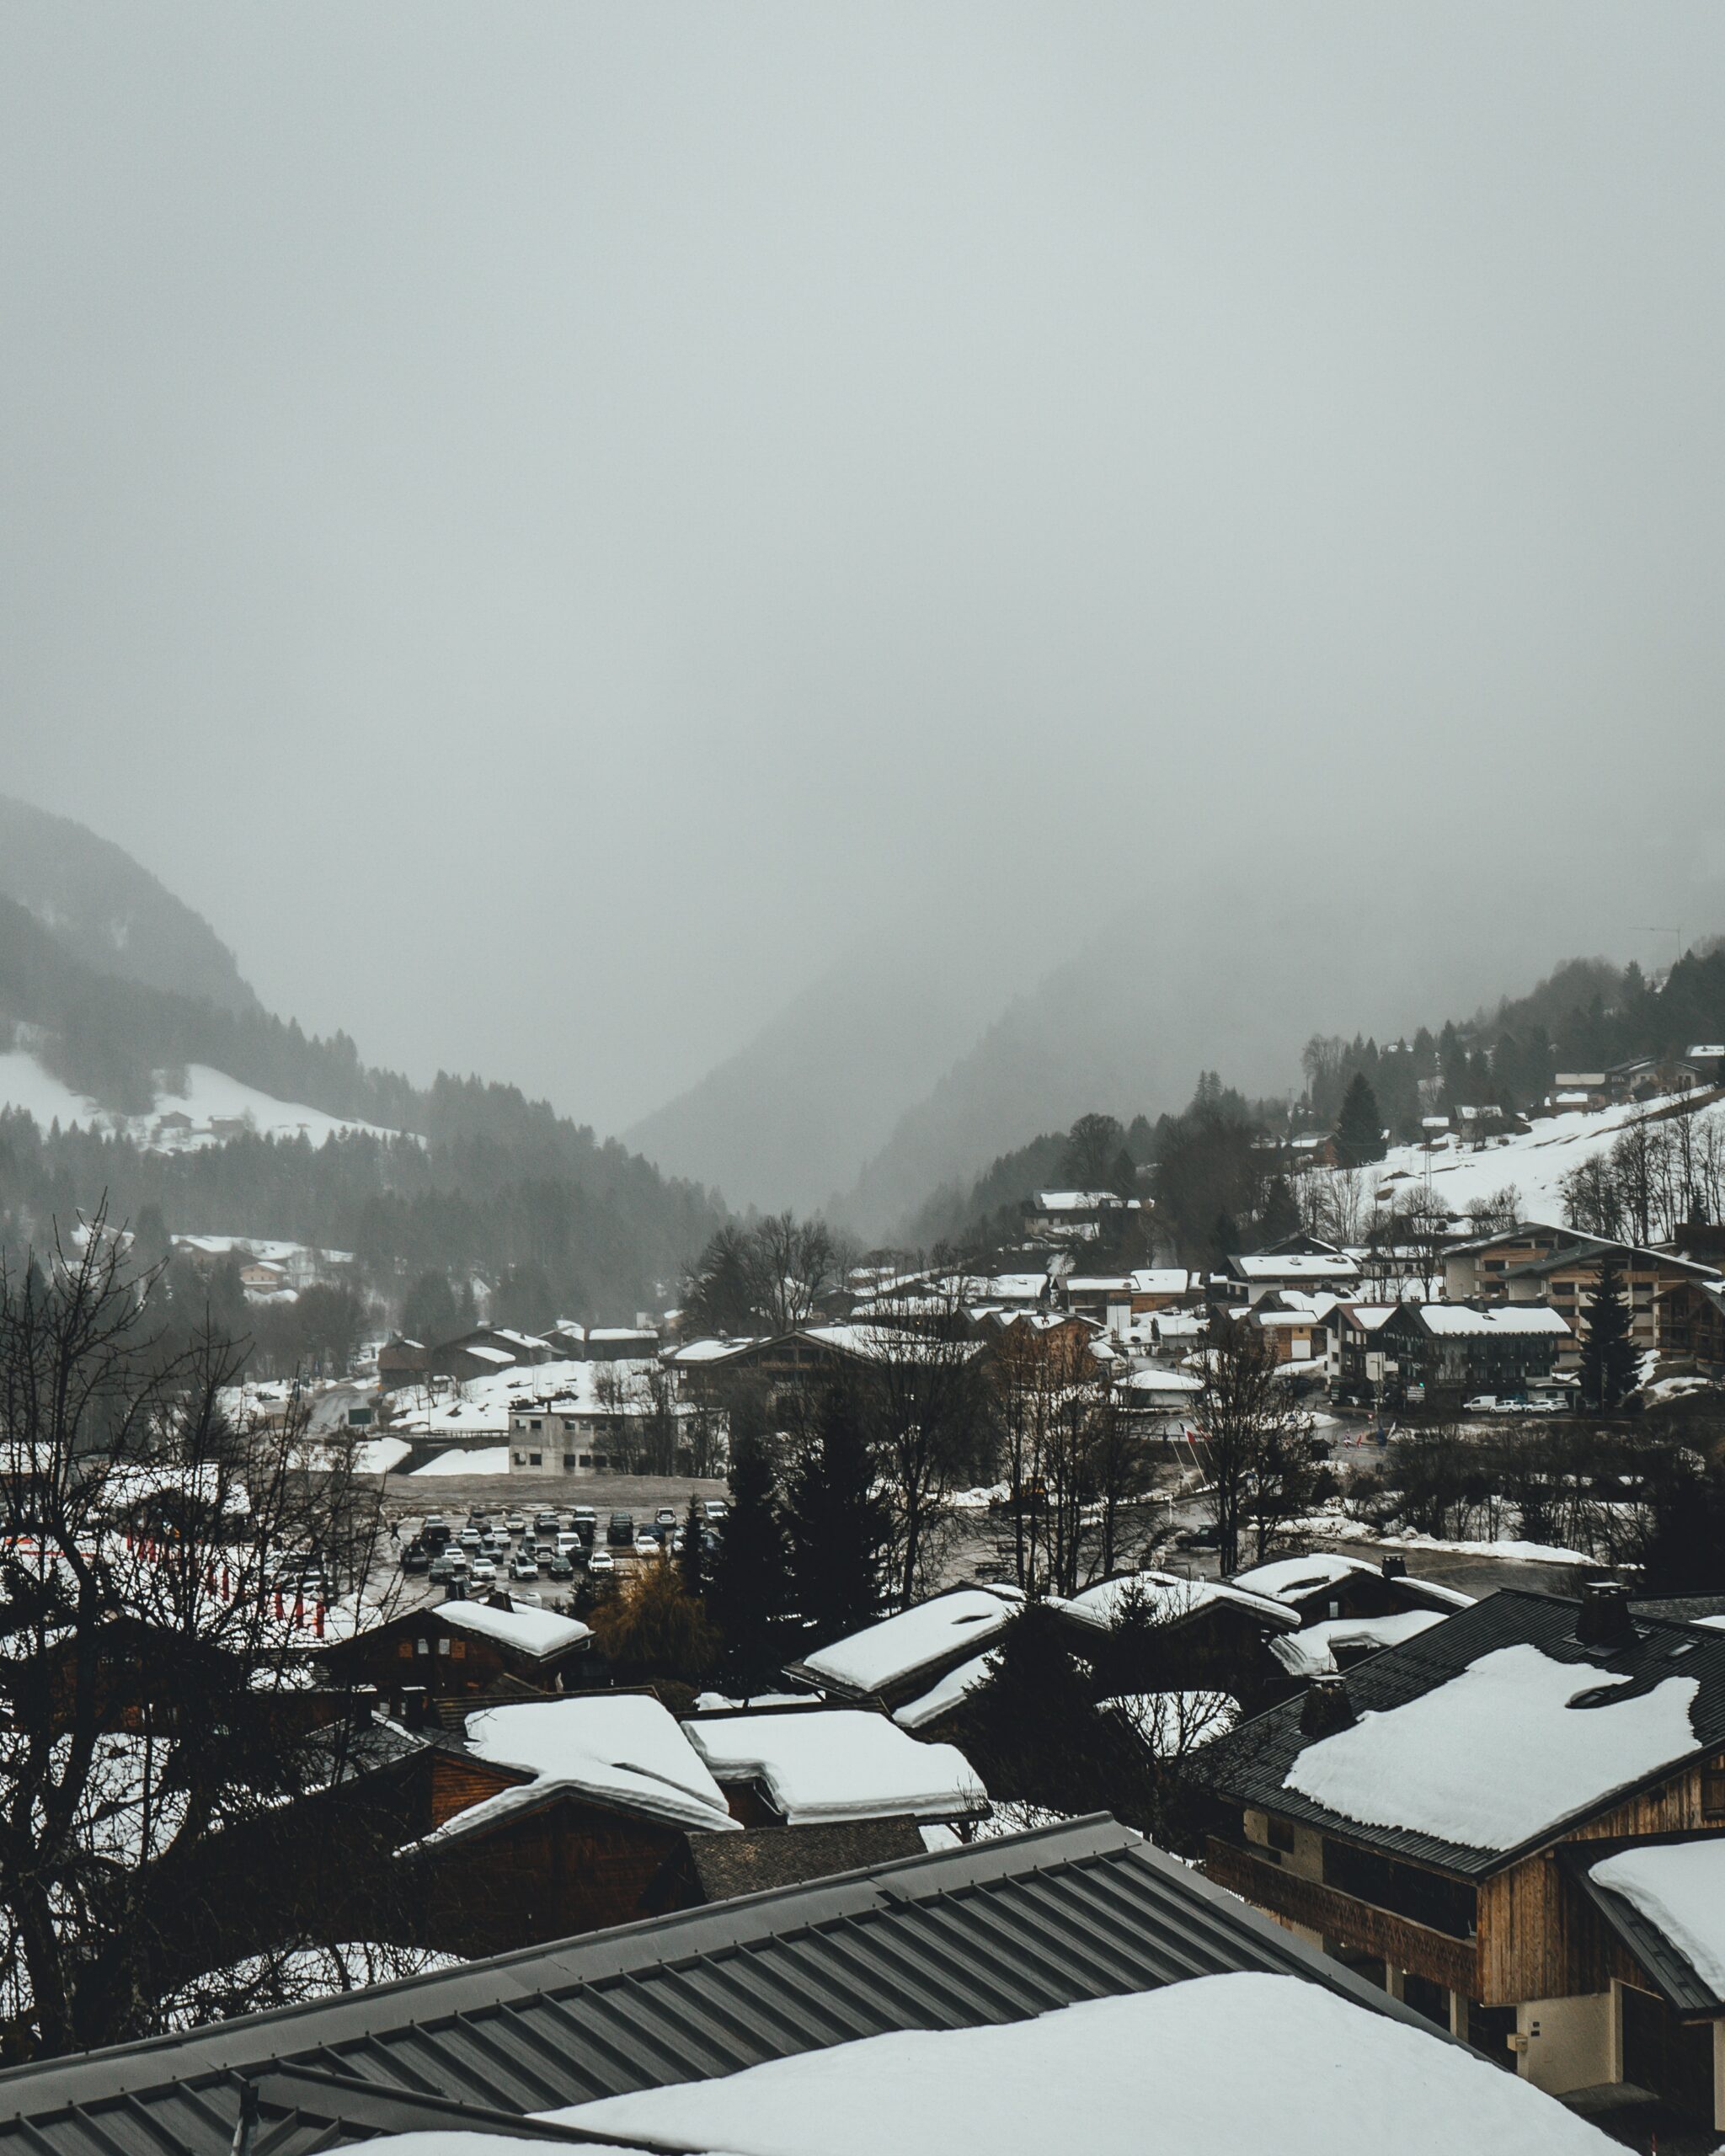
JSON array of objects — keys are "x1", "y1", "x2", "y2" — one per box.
[
  {"x1": 0, "y1": 1814, "x2": 1434, "y2": 2156},
  {"x1": 1559, "y1": 1835, "x2": 1725, "y2": 2017},
  {"x1": 1199, "y1": 1588, "x2": 1725, "y2": 1878}
]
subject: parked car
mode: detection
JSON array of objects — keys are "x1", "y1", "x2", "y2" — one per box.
[
  {"x1": 701, "y1": 1500, "x2": 728, "y2": 1520},
  {"x1": 588, "y1": 1547, "x2": 614, "y2": 1575},
  {"x1": 633, "y1": 1532, "x2": 661, "y2": 1557},
  {"x1": 457, "y1": 1527, "x2": 483, "y2": 1551},
  {"x1": 539, "y1": 1551, "x2": 570, "y2": 1580},
  {"x1": 570, "y1": 1507, "x2": 598, "y2": 1544},
  {"x1": 420, "y1": 1514, "x2": 451, "y2": 1548},
  {"x1": 400, "y1": 1542, "x2": 430, "y2": 1574},
  {"x1": 654, "y1": 1507, "x2": 677, "y2": 1529},
  {"x1": 555, "y1": 1529, "x2": 581, "y2": 1556},
  {"x1": 505, "y1": 1513, "x2": 527, "y2": 1534},
  {"x1": 510, "y1": 1552, "x2": 539, "y2": 1580},
  {"x1": 470, "y1": 1557, "x2": 498, "y2": 1583},
  {"x1": 534, "y1": 1511, "x2": 562, "y2": 1536},
  {"x1": 429, "y1": 1551, "x2": 468, "y2": 1583},
  {"x1": 607, "y1": 1511, "x2": 634, "y2": 1548}
]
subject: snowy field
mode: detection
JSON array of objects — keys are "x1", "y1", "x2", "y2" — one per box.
[
  {"x1": 0, "y1": 1045, "x2": 403, "y2": 1149},
  {"x1": 1309, "y1": 1084, "x2": 1721, "y2": 1225}
]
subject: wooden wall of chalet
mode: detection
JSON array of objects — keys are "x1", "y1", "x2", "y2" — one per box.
[
  {"x1": 1478, "y1": 1753, "x2": 1725, "y2": 2005},
  {"x1": 412, "y1": 1793, "x2": 692, "y2": 1958},
  {"x1": 324, "y1": 1614, "x2": 585, "y2": 1701}
]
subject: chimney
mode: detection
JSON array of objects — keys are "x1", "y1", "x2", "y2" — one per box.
[
  {"x1": 1301, "y1": 1673, "x2": 1358, "y2": 1737},
  {"x1": 1380, "y1": 1556, "x2": 1407, "y2": 1582},
  {"x1": 1578, "y1": 1579, "x2": 1633, "y2": 1651},
  {"x1": 486, "y1": 1588, "x2": 514, "y2": 1613}
]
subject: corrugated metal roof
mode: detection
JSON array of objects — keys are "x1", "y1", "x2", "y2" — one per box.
[
  {"x1": 1558, "y1": 1837, "x2": 1725, "y2": 2017},
  {"x1": 0, "y1": 1815, "x2": 1433, "y2": 2156},
  {"x1": 1199, "y1": 1588, "x2": 1725, "y2": 1878}
]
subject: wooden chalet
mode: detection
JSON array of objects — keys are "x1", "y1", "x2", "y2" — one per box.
[
  {"x1": 1049, "y1": 1569, "x2": 1301, "y2": 1710},
  {"x1": 1199, "y1": 1583, "x2": 1725, "y2": 2132},
  {"x1": 787, "y1": 1582, "x2": 1023, "y2": 1716},
  {"x1": 316, "y1": 1591, "x2": 593, "y2": 1705},
  {"x1": 1655, "y1": 1278, "x2": 1725, "y2": 1368}
]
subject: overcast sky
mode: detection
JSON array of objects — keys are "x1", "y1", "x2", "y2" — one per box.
[{"x1": 3, "y1": 5, "x2": 1722, "y2": 1135}]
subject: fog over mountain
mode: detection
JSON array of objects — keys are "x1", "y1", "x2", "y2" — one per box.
[{"x1": 4, "y1": 7, "x2": 1723, "y2": 1205}]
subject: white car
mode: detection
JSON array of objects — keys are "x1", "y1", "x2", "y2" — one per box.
[
  {"x1": 633, "y1": 1532, "x2": 662, "y2": 1557},
  {"x1": 469, "y1": 1557, "x2": 497, "y2": 1583},
  {"x1": 509, "y1": 1553, "x2": 538, "y2": 1580},
  {"x1": 588, "y1": 1547, "x2": 615, "y2": 1574}
]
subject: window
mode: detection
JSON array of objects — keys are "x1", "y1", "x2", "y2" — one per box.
[
  {"x1": 451, "y1": 1641, "x2": 466, "y2": 1659},
  {"x1": 1267, "y1": 1816, "x2": 1296, "y2": 1854},
  {"x1": 415, "y1": 1638, "x2": 430, "y2": 1657},
  {"x1": 529, "y1": 1453, "x2": 542, "y2": 1466},
  {"x1": 1322, "y1": 1839, "x2": 1476, "y2": 1939},
  {"x1": 563, "y1": 1454, "x2": 576, "y2": 1470},
  {"x1": 529, "y1": 1418, "x2": 542, "y2": 1432},
  {"x1": 1702, "y1": 1771, "x2": 1725, "y2": 1818},
  {"x1": 579, "y1": 1454, "x2": 592, "y2": 1468},
  {"x1": 398, "y1": 1640, "x2": 414, "y2": 1659},
  {"x1": 437, "y1": 1638, "x2": 450, "y2": 1656}
]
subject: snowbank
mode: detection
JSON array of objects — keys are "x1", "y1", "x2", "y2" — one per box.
[
  {"x1": 409, "y1": 1447, "x2": 510, "y2": 1477},
  {"x1": 1285, "y1": 1643, "x2": 1700, "y2": 1851}
]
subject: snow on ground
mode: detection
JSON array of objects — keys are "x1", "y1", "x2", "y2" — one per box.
[
  {"x1": 1589, "y1": 1840, "x2": 1725, "y2": 1995},
  {"x1": 800, "y1": 1587, "x2": 1023, "y2": 1694},
  {"x1": 534, "y1": 1974, "x2": 1610, "y2": 2156},
  {"x1": 684, "y1": 1709, "x2": 988, "y2": 1824},
  {"x1": 893, "y1": 1652, "x2": 999, "y2": 1731},
  {"x1": 0, "y1": 1046, "x2": 404, "y2": 1150},
  {"x1": 354, "y1": 1437, "x2": 412, "y2": 1475},
  {"x1": 425, "y1": 1697, "x2": 737, "y2": 1843},
  {"x1": 1053, "y1": 1570, "x2": 1299, "y2": 1632},
  {"x1": 1277, "y1": 1510, "x2": 1594, "y2": 1565},
  {"x1": 387, "y1": 1358, "x2": 659, "y2": 1444},
  {"x1": 1270, "y1": 1610, "x2": 1447, "y2": 1679},
  {"x1": 1311, "y1": 1086, "x2": 1722, "y2": 1228},
  {"x1": 409, "y1": 1446, "x2": 510, "y2": 1476},
  {"x1": 1285, "y1": 1643, "x2": 1700, "y2": 1852}
]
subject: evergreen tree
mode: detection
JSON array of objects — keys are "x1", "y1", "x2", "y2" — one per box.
[
  {"x1": 704, "y1": 1432, "x2": 793, "y2": 1684},
  {"x1": 783, "y1": 1383, "x2": 890, "y2": 1645},
  {"x1": 401, "y1": 1267, "x2": 458, "y2": 1346},
  {"x1": 1333, "y1": 1072, "x2": 1385, "y2": 1168},
  {"x1": 1579, "y1": 1256, "x2": 1637, "y2": 1410},
  {"x1": 1256, "y1": 1177, "x2": 1300, "y2": 1246},
  {"x1": 679, "y1": 1492, "x2": 705, "y2": 1599}
]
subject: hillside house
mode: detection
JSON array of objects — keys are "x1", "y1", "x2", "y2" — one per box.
[
  {"x1": 401, "y1": 1694, "x2": 741, "y2": 1957},
  {"x1": 1443, "y1": 1221, "x2": 1597, "y2": 1303},
  {"x1": 317, "y1": 1593, "x2": 593, "y2": 1704},
  {"x1": 1022, "y1": 1189, "x2": 1140, "y2": 1241},
  {"x1": 1224, "y1": 1236, "x2": 1359, "y2": 1305},
  {"x1": 1049, "y1": 1569, "x2": 1301, "y2": 1710},
  {"x1": 1374, "y1": 1301, "x2": 1571, "y2": 1406},
  {"x1": 1656, "y1": 1278, "x2": 1725, "y2": 1367},
  {"x1": 1501, "y1": 1242, "x2": 1724, "y2": 1364},
  {"x1": 1199, "y1": 1584, "x2": 1725, "y2": 2132},
  {"x1": 786, "y1": 1584, "x2": 1023, "y2": 1716},
  {"x1": 1323, "y1": 1302, "x2": 1399, "y2": 1403}
]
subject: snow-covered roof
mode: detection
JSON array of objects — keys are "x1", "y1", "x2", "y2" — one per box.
[
  {"x1": 1284, "y1": 1642, "x2": 1701, "y2": 1853},
  {"x1": 423, "y1": 1697, "x2": 739, "y2": 1844},
  {"x1": 460, "y1": 1342, "x2": 515, "y2": 1366},
  {"x1": 892, "y1": 1652, "x2": 999, "y2": 1731},
  {"x1": 1270, "y1": 1610, "x2": 1448, "y2": 1679},
  {"x1": 1119, "y1": 1367, "x2": 1204, "y2": 1396},
  {"x1": 1412, "y1": 1304, "x2": 1573, "y2": 1337},
  {"x1": 1129, "y1": 1268, "x2": 1192, "y2": 1294},
  {"x1": 1589, "y1": 1841, "x2": 1725, "y2": 1995},
  {"x1": 667, "y1": 1337, "x2": 756, "y2": 1364},
  {"x1": 684, "y1": 1709, "x2": 988, "y2": 1824},
  {"x1": 1033, "y1": 1189, "x2": 1124, "y2": 1209},
  {"x1": 1063, "y1": 1274, "x2": 1134, "y2": 1294},
  {"x1": 1232, "y1": 1253, "x2": 1359, "y2": 1280},
  {"x1": 1054, "y1": 1570, "x2": 1300, "y2": 1633},
  {"x1": 1231, "y1": 1552, "x2": 1381, "y2": 1603},
  {"x1": 558, "y1": 1972, "x2": 1614, "y2": 2156},
  {"x1": 800, "y1": 1587, "x2": 1023, "y2": 1695},
  {"x1": 434, "y1": 1598, "x2": 592, "y2": 1660}
]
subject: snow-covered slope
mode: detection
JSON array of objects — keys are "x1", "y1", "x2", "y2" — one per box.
[
  {"x1": 1319, "y1": 1086, "x2": 1722, "y2": 1226},
  {"x1": 0, "y1": 1047, "x2": 401, "y2": 1149}
]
